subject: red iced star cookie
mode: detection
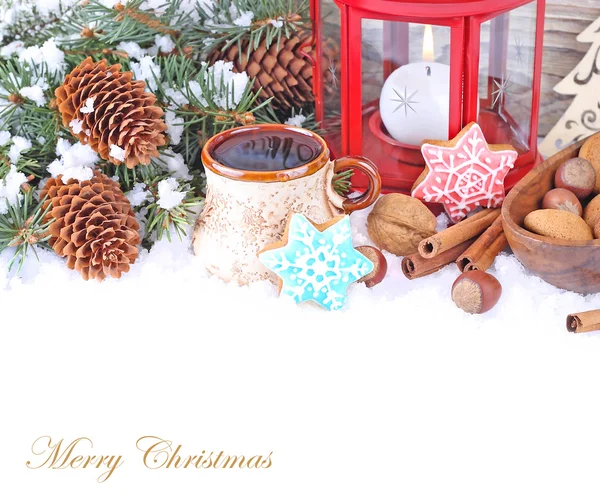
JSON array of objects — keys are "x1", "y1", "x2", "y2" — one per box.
[{"x1": 411, "y1": 122, "x2": 518, "y2": 222}]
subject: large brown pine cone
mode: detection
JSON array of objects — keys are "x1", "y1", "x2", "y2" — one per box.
[
  {"x1": 207, "y1": 30, "x2": 319, "y2": 111},
  {"x1": 40, "y1": 172, "x2": 141, "y2": 282},
  {"x1": 55, "y1": 57, "x2": 168, "y2": 169}
]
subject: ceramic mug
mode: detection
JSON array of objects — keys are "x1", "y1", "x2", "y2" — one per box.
[{"x1": 193, "y1": 124, "x2": 381, "y2": 285}]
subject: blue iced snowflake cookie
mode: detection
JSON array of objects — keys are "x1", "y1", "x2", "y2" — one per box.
[{"x1": 258, "y1": 213, "x2": 374, "y2": 311}]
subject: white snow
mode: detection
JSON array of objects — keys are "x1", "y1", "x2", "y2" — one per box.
[
  {"x1": 0, "y1": 130, "x2": 10, "y2": 146},
  {"x1": 8, "y1": 136, "x2": 32, "y2": 163},
  {"x1": 46, "y1": 139, "x2": 98, "y2": 183},
  {"x1": 126, "y1": 182, "x2": 151, "y2": 207},
  {"x1": 159, "y1": 148, "x2": 191, "y2": 180},
  {"x1": 131, "y1": 56, "x2": 161, "y2": 92},
  {"x1": 5, "y1": 195, "x2": 600, "y2": 502},
  {"x1": 18, "y1": 38, "x2": 64, "y2": 74},
  {"x1": 187, "y1": 80, "x2": 206, "y2": 106},
  {"x1": 35, "y1": 0, "x2": 78, "y2": 17},
  {"x1": 204, "y1": 60, "x2": 250, "y2": 109},
  {"x1": 270, "y1": 18, "x2": 284, "y2": 28},
  {"x1": 109, "y1": 144, "x2": 126, "y2": 162},
  {"x1": 1, "y1": 198, "x2": 600, "y2": 344},
  {"x1": 157, "y1": 177, "x2": 185, "y2": 209},
  {"x1": 164, "y1": 87, "x2": 189, "y2": 108},
  {"x1": 69, "y1": 118, "x2": 83, "y2": 134},
  {"x1": 79, "y1": 97, "x2": 95, "y2": 114},
  {"x1": 165, "y1": 110, "x2": 184, "y2": 146},
  {"x1": 285, "y1": 113, "x2": 307, "y2": 127},
  {"x1": 0, "y1": 40, "x2": 24, "y2": 57},
  {"x1": 436, "y1": 211, "x2": 450, "y2": 232},
  {"x1": 19, "y1": 84, "x2": 47, "y2": 106},
  {"x1": 117, "y1": 41, "x2": 146, "y2": 60},
  {"x1": 232, "y1": 10, "x2": 254, "y2": 27},
  {"x1": 151, "y1": 34, "x2": 175, "y2": 55},
  {"x1": 0, "y1": 164, "x2": 27, "y2": 214}
]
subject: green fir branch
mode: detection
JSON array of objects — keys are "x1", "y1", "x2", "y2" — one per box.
[
  {"x1": 333, "y1": 168, "x2": 353, "y2": 197},
  {"x1": 0, "y1": 189, "x2": 53, "y2": 274},
  {"x1": 0, "y1": 147, "x2": 41, "y2": 180},
  {"x1": 0, "y1": 58, "x2": 62, "y2": 136},
  {"x1": 144, "y1": 190, "x2": 202, "y2": 243},
  {"x1": 60, "y1": 0, "x2": 186, "y2": 50},
  {"x1": 193, "y1": 0, "x2": 309, "y2": 56},
  {"x1": 0, "y1": 0, "x2": 78, "y2": 47},
  {"x1": 134, "y1": 170, "x2": 202, "y2": 243}
]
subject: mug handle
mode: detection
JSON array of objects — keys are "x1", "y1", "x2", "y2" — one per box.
[{"x1": 328, "y1": 156, "x2": 382, "y2": 213}]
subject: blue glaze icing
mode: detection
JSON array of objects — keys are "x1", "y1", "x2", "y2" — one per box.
[{"x1": 259, "y1": 214, "x2": 374, "y2": 311}]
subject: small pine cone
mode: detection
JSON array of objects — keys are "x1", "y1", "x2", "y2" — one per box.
[
  {"x1": 208, "y1": 30, "x2": 315, "y2": 111},
  {"x1": 55, "y1": 57, "x2": 168, "y2": 168},
  {"x1": 40, "y1": 172, "x2": 141, "y2": 282}
]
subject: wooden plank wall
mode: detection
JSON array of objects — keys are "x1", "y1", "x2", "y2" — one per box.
[{"x1": 541, "y1": 0, "x2": 600, "y2": 136}]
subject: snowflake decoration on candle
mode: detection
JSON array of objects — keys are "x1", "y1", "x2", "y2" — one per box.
[
  {"x1": 391, "y1": 86, "x2": 419, "y2": 116},
  {"x1": 514, "y1": 36, "x2": 525, "y2": 65},
  {"x1": 492, "y1": 73, "x2": 513, "y2": 108},
  {"x1": 328, "y1": 56, "x2": 338, "y2": 90},
  {"x1": 258, "y1": 214, "x2": 373, "y2": 311},
  {"x1": 412, "y1": 122, "x2": 518, "y2": 222}
]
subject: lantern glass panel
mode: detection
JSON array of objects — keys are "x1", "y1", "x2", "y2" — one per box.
[
  {"x1": 320, "y1": 0, "x2": 342, "y2": 155},
  {"x1": 361, "y1": 21, "x2": 451, "y2": 147},
  {"x1": 478, "y1": 1, "x2": 538, "y2": 155}
]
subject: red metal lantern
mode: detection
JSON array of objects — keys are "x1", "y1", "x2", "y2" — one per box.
[{"x1": 309, "y1": 0, "x2": 546, "y2": 194}]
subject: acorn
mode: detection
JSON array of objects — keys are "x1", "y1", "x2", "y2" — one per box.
[
  {"x1": 356, "y1": 245, "x2": 387, "y2": 287},
  {"x1": 554, "y1": 158, "x2": 596, "y2": 199},
  {"x1": 542, "y1": 188, "x2": 582, "y2": 216},
  {"x1": 451, "y1": 270, "x2": 502, "y2": 314}
]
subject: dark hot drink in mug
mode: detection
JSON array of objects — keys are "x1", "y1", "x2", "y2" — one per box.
[{"x1": 211, "y1": 130, "x2": 322, "y2": 171}]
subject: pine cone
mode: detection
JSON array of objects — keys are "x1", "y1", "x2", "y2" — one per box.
[
  {"x1": 208, "y1": 30, "x2": 317, "y2": 111},
  {"x1": 55, "y1": 57, "x2": 168, "y2": 169},
  {"x1": 40, "y1": 172, "x2": 140, "y2": 282}
]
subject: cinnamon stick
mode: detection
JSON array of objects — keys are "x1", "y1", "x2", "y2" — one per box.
[
  {"x1": 566, "y1": 310, "x2": 600, "y2": 333},
  {"x1": 402, "y1": 238, "x2": 476, "y2": 280},
  {"x1": 418, "y1": 208, "x2": 500, "y2": 259},
  {"x1": 463, "y1": 232, "x2": 508, "y2": 272},
  {"x1": 456, "y1": 215, "x2": 504, "y2": 271}
]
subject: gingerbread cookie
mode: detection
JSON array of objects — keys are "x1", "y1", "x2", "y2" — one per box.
[
  {"x1": 258, "y1": 213, "x2": 374, "y2": 311},
  {"x1": 412, "y1": 122, "x2": 518, "y2": 222}
]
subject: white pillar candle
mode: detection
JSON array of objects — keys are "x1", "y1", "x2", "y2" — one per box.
[{"x1": 379, "y1": 61, "x2": 450, "y2": 146}]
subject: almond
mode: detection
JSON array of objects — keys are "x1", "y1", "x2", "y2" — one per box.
[
  {"x1": 584, "y1": 194, "x2": 600, "y2": 227},
  {"x1": 524, "y1": 209, "x2": 593, "y2": 241}
]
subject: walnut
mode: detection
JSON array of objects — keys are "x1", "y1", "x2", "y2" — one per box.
[{"x1": 367, "y1": 194, "x2": 437, "y2": 256}]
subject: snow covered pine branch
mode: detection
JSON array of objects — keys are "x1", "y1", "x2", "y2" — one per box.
[{"x1": 0, "y1": 0, "x2": 324, "y2": 280}]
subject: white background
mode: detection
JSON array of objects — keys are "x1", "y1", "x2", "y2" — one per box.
[{"x1": 2, "y1": 211, "x2": 600, "y2": 501}]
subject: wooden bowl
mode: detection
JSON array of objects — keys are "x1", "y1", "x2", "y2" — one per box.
[{"x1": 502, "y1": 134, "x2": 600, "y2": 294}]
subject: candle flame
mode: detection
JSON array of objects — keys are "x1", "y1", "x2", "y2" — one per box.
[{"x1": 423, "y1": 24, "x2": 434, "y2": 62}]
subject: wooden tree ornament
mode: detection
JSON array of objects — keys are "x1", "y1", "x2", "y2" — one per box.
[{"x1": 540, "y1": 16, "x2": 600, "y2": 158}]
